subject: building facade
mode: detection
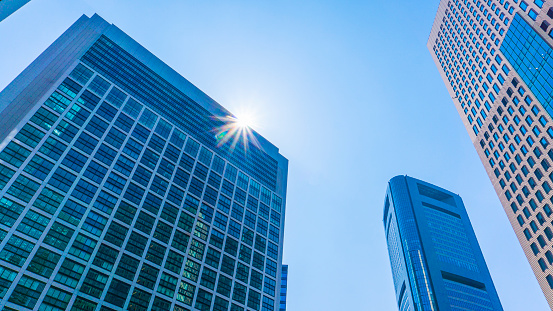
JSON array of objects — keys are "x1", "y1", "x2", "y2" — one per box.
[
  {"x1": 0, "y1": 14, "x2": 288, "y2": 311},
  {"x1": 0, "y1": 0, "x2": 31, "y2": 22},
  {"x1": 428, "y1": 0, "x2": 553, "y2": 307},
  {"x1": 383, "y1": 175, "x2": 503, "y2": 311},
  {"x1": 279, "y1": 265, "x2": 287, "y2": 311}
]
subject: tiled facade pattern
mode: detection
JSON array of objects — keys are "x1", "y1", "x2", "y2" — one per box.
[
  {"x1": 0, "y1": 15, "x2": 287, "y2": 311},
  {"x1": 428, "y1": 0, "x2": 553, "y2": 307},
  {"x1": 384, "y1": 176, "x2": 503, "y2": 311}
]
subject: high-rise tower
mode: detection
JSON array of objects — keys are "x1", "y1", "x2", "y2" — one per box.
[
  {"x1": 0, "y1": 14, "x2": 288, "y2": 311},
  {"x1": 428, "y1": 0, "x2": 553, "y2": 306},
  {"x1": 384, "y1": 175, "x2": 503, "y2": 311}
]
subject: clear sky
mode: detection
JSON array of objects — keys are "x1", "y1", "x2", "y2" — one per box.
[{"x1": 0, "y1": 0, "x2": 549, "y2": 310}]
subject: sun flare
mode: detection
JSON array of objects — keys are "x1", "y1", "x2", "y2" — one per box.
[
  {"x1": 213, "y1": 111, "x2": 262, "y2": 153},
  {"x1": 234, "y1": 111, "x2": 256, "y2": 129}
]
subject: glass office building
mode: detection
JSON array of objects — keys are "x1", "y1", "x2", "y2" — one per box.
[
  {"x1": 428, "y1": 0, "x2": 553, "y2": 307},
  {"x1": 0, "y1": 14, "x2": 288, "y2": 311},
  {"x1": 383, "y1": 175, "x2": 503, "y2": 311},
  {"x1": 279, "y1": 265, "x2": 287, "y2": 311},
  {"x1": 0, "y1": 0, "x2": 31, "y2": 22}
]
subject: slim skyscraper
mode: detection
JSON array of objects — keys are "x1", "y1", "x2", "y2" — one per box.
[
  {"x1": 0, "y1": 14, "x2": 288, "y2": 311},
  {"x1": 383, "y1": 175, "x2": 503, "y2": 311},
  {"x1": 0, "y1": 0, "x2": 31, "y2": 22},
  {"x1": 428, "y1": 0, "x2": 553, "y2": 306}
]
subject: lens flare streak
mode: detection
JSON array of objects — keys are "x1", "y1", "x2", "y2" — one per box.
[{"x1": 213, "y1": 115, "x2": 262, "y2": 154}]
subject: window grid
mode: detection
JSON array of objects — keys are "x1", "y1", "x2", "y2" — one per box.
[{"x1": 0, "y1": 62, "x2": 285, "y2": 311}]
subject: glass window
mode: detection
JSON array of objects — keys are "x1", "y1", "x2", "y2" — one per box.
[
  {"x1": 145, "y1": 241, "x2": 166, "y2": 265},
  {"x1": 171, "y1": 229, "x2": 189, "y2": 253},
  {"x1": 119, "y1": 202, "x2": 142, "y2": 226},
  {"x1": 155, "y1": 119, "x2": 172, "y2": 139},
  {"x1": 139, "y1": 108, "x2": 158, "y2": 129},
  {"x1": 221, "y1": 255, "x2": 236, "y2": 276},
  {"x1": 125, "y1": 231, "x2": 147, "y2": 257},
  {"x1": 40, "y1": 286, "x2": 71, "y2": 310},
  {"x1": 44, "y1": 91, "x2": 72, "y2": 113},
  {"x1": 153, "y1": 221, "x2": 173, "y2": 244},
  {"x1": 62, "y1": 149, "x2": 88, "y2": 173},
  {"x1": 27, "y1": 247, "x2": 60, "y2": 278},
  {"x1": 165, "y1": 250, "x2": 184, "y2": 274},
  {"x1": 115, "y1": 254, "x2": 140, "y2": 281},
  {"x1": 137, "y1": 263, "x2": 159, "y2": 290},
  {"x1": 123, "y1": 98, "x2": 143, "y2": 119},
  {"x1": 0, "y1": 235, "x2": 35, "y2": 267},
  {"x1": 97, "y1": 102, "x2": 118, "y2": 122},
  {"x1": 105, "y1": 87, "x2": 127, "y2": 107},
  {"x1": 16, "y1": 210, "x2": 50, "y2": 239},
  {"x1": 217, "y1": 275, "x2": 233, "y2": 298},
  {"x1": 7, "y1": 174, "x2": 40, "y2": 203},
  {"x1": 105, "y1": 279, "x2": 131, "y2": 307},
  {"x1": 183, "y1": 259, "x2": 201, "y2": 282},
  {"x1": 128, "y1": 288, "x2": 152, "y2": 311},
  {"x1": 105, "y1": 127, "x2": 126, "y2": 149},
  {"x1": 88, "y1": 76, "x2": 110, "y2": 97},
  {"x1": 177, "y1": 281, "x2": 196, "y2": 306},
  {"x1": 31, "y1": 107, "x2": 59, "y2": 131},
  {"x1": 184, "y1": 139, "x2": 200, "y2": 157},
  {"x1": 195, "y1": 288, "x2": 213, "y2": 311},
  {"x1": 65, "y1": 104, "x2": 91, "y2": 126},
  {"x1": 200, "y1": 267, "x2": 217, "y2": 290},
  {"x1": 24, "y1": 155, "x2": 54, "y2": 181},
  {"x1": 1, "y1": 142, "x2": 31, "y2": 167},
  {"x1": 68, "y1": 233, "x2": 97, "y2": 261},
  {"x1": 104, "y1": 222, "x2": 128, "y2": 247},
  {"x1": 43, "y1": 222, "x2": 74, "y2": 251},
  {"x1": 92, "y1": 243, "x2": 118, "y2": 271},
  {"x1": 15, "y1": 124, "x2": 45, "y2": 148},
  {"x1": 8, "y1": 276, "x2": 46, "y2": 309},
  {"x1": 205, "y1": 247, "x2": 221, "y2": 269}
]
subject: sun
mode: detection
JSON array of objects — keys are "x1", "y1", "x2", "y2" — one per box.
[
  {"x1": 213, "y1": 109, "x2": 262, "y2": 153},
  {"x1": 234, "y1": 111, "x2": 256, "y2": 129}
]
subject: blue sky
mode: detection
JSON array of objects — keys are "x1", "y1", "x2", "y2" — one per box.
[{"x1": 0, "y1": 0, "x2": 549, "y2": 309}]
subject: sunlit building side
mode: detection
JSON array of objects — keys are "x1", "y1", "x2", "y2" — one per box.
[
  {"x1": 0, "y1": 13, "x2": 288, "y2": 311},
  {"x1": 428, "y1": 0, "x2": 553, "y2": 307}
]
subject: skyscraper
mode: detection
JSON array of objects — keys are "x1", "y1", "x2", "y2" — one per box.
[
  {"x1": 0, "y1": 13, "x2": 288, "y2": 311},
  {"x1": 0, "y1": 0, "x2": 31, "y2": 22},
  {"x1": 279, "y1": 265, "x2": 287, "y2": 311},
  {"x1": 383, "y1": 175, "x2": 503, "y2": 311},
  {"x1": 428, "y1": 0, "x2": 553, "y2": 306}
]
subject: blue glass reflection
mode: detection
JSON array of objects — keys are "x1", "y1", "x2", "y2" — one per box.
[{"x1": 501, "y1": 14, "x2": 553, "y2": 117}]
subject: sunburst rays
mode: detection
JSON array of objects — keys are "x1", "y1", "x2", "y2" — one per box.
[{"x1": 213, "y1": 114, "x2": 262, "y2": 154}]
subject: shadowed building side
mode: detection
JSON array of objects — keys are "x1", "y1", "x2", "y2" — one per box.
[{"x1": 280, "y1": 265, "x2": 287, "y2": 311}]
